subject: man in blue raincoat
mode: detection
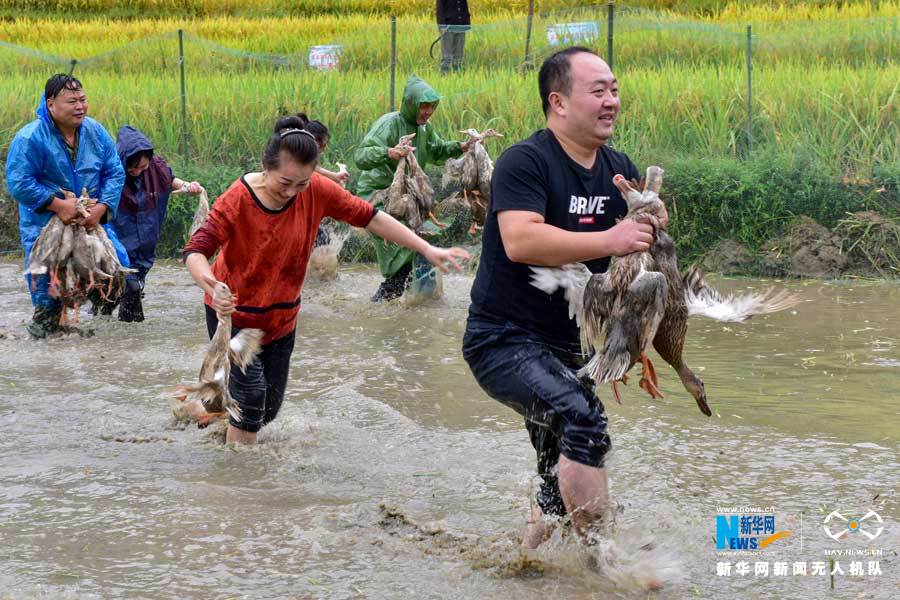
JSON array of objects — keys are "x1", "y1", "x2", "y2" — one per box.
[
  {"x1": 111, "y1": 125, "x2": 203, "y2": 322},
  {"x1": 5, "y1": 74, "x2": 129, "y2": 338}
]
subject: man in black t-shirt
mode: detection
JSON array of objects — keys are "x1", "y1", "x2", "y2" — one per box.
[{"x1": 462, "y1": 47, "x2": 665, "y2": 554}]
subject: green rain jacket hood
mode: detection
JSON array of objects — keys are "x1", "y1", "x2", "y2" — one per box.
[{"x1": 353, "y1": 75, "x2": 462, "y2": 200}]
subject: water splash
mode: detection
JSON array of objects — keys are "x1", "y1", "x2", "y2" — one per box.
[{"x1": 308, "y1": 219, "x2": 350, "y2": 282}]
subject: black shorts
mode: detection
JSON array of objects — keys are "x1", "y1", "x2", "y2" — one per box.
[
  {"x1": 462, "y1": 316, "x2": 610, "y2": 517},
  {"x1": 205, "y1": 306, "x2": 296, "y2": 433}
]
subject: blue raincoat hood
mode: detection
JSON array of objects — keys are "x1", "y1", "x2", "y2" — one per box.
[
  {"x1": 116, "y1": 125, "x2": 154, "y2": 165},
  {"x1": 35, "y1": 94, "x2": 52, "y2": 125}
]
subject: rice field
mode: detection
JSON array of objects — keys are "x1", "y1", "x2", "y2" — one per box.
[
  {"x1": 1, "y1": 2, "x2": 895, "y2": 178},
  {"x1": 0, "y1": 3, "x2": 894, "y2": 181},
  {"x1": 0, "y1": 1, "x2": 896, "y2": 262},
  {"x1": 0, "y1": 0, "x2": 891, "y2": 18}
]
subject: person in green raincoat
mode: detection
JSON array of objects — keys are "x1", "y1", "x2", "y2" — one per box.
[{"x1": 354, "y1": 75, "x2": 475, "y2": 302}]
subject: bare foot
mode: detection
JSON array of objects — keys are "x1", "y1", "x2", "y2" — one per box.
[
  {"x1": 522, "y1": 504, "x2": 555, "y2": 549},
  {"x1": 634, "y1": 572, "x2": 663, "y2": 592}
]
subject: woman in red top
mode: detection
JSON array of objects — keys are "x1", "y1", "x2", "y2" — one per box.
[{"x1": 184, "y1": 115, "x2": 469, "y2": 444}]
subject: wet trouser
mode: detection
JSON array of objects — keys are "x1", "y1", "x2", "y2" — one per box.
[
  {"x1": 24, "y1": 271, "x2": 61, "y2": 310},
  {"x1": 118, "y1": 268, "x2": 148, "y2": 322},
  {"x1": 462, "y1": 316, "x2": 610, "y2": 517},
  {"x1": 205, "y1": 306, "x2": 295, "y2": 433},
  {"x1": 371, "y1": 261, "x2": 412, "y2": 302},
  {"x1": 439, "y1": 28, "x2": 466, "y2": 73}
]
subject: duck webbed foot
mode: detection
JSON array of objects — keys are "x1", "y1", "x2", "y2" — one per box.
[
  {"x1": 610, "y1": 373, "x2": 628, "y2": 404},
  {"x1": 195, "y1": 411, "x2": 224, "y2": 428},
  {"x1": 427, "y1": 210, "x2": 447, "y2": 229},
  {"x1": 638, "y1": 352, "x2": 664, "y2": 399}
]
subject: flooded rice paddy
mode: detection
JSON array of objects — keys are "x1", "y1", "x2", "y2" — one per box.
[{"x1": 0, "y1": 258, "x2": 897, "y2": 599}]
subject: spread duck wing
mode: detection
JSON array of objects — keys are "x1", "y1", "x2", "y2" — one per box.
[{"x1": 683, "y1": 267, "x2": 801, "y2": 323}]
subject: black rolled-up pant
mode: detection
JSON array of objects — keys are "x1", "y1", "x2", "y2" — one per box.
[
  {"x1": 205, "y1": 306, "x2": 296, "y2": 433},
  {"x1": 462, "y1": 316, "x2": 610, "y2": 517}
]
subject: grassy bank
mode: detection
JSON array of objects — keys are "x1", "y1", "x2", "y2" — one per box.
[{"x1": 1, "y1": 157, "x2": 896, "y2": 276}]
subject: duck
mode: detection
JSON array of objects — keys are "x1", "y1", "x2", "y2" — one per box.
[
  {"x1": 187, "y1": 188, "x2": 210, "y2": 239},
  {"x1": 441, "y1": 128, "x2": 503, "y2": 234},
  {"x1": 26, "y1": 188, "x2": 131, "y2": 328},
  {"x1": 531, "y1": 166, "x2": 669, "y2": 405},
  {"x1": 529, "y1": 167, "x2": 801, "y2": 416},
  {"x1": 173, "y1": 279, "x2": 264, "y2": 427},
  {"x1": 369, "y1": 133, "x2": 441, "y2": 232}
]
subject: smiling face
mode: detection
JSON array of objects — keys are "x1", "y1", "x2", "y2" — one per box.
[
  {"x1": 416, "y1": 102, "x2": 437, "y2": 125},
  {"x1": 263, "y1": 151, "x2": 316, "y2": 206},
  {"x1": 47, "y1": 87, "x2": 88, "y2": 131},
  {"x1": 549, "y1": 52, "x2": 620, "y2": 147}
]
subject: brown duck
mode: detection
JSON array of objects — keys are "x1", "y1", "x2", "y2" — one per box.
[
  {"x1": 530, "y1": 167, "x2": 801, "y2": 416},
  {"x1": 441, "y1": 128, "x2": 503, "y2": 233},
  {"x1": 369, "y1": 132, "x2": 441, "y2": 232},
  {"x1": 531, "y1": 167, "x2": 668, "y2": 403},
  {"x1": 173, "y1": 279, "x2": 263, "y2": 427},
  {"x1": 26, "y1": 188, "x2": 130, "y2": 327}
]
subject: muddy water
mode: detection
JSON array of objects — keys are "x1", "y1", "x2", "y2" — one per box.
[{"x1": 0, "y1": 258, "x2": 897, "y2": 600}]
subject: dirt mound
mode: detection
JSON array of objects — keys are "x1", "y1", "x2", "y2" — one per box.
[
  {"x1": 701, "y1": 239, "x2": 755, "y2": 275},
  {"x1": 833, "y1": 211, "x2": 900, "y2": 277},
  {"x1": 761, "y1": 216, "x2": 848, "y2": 278}
]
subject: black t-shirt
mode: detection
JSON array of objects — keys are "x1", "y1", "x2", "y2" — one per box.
[{"x1": 468, "y1": 128, "x2": 640, "y2": 357}]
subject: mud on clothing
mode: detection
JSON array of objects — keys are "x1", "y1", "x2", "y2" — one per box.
[
  {"x1": 183, "y1": 172, "x2": 377, "y2": 345},
  {"x1": 464, "y1": 129, "x2": 639, "y2": 513}
]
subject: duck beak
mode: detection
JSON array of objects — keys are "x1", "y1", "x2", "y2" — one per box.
[{"x1": 695, "y1": 392, "x2": 712, "y2": 417}]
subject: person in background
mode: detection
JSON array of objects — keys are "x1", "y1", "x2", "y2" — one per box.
[
  {"x1": 5, "y1": 73, "x2": 129, "y2": 338},
  {"x1": 297, "y1": 114, "x2": 348, "y2": 248},
  {"x1": 437, "y1": 0, "x2": 471, "y2": 74},
  {"x1": 109, "y1": 125, "x2": 204, "y2": 322},
  {"x1": 299, "y1": 115, "x2": 349, "y2": 188},
  {"x1": 183, "y1": 115, "x2": 469, "y2": 444},
  {"x1": 354, "y1": 75, "x2": 475, "y2": 302}
]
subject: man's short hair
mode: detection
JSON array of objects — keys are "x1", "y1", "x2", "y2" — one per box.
[
  {"x1": 45, "y1": 74, "x2": 83, "y2": 100},
  {"x1": 538, "y1": 46, "x2": 599, "y2": 116}
]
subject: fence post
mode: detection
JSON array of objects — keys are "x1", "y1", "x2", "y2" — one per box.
[
  {"x1": 390, "y1": 16, "x2": 397, "y2": 112},
  {"x1": 67, "y1": 59, "x2": 77, "y2": 76},
  {"x1": 178, "y1": 29, "x2": 189, "y2": 157},
  {"x1": 746, "y1": 25, "x2": 753, "y2": 157},
  {"x1": 607, "y1": 1, "x2": 614, "y2": 70},
  {"x1": 524, "y1": 0, "x2": 534, "y2": 66}
]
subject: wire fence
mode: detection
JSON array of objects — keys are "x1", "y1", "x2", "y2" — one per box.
[
  {"x1": 0, "y1": 4, "x2": 896, "y2": 173},
  {"x1": 0, "y1": 3, "x2": 896, "y2": 260}
]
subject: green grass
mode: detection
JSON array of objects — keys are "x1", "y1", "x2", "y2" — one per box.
[{"x1": 0, "y1": 2, "x2": 897, "y2": 269}]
